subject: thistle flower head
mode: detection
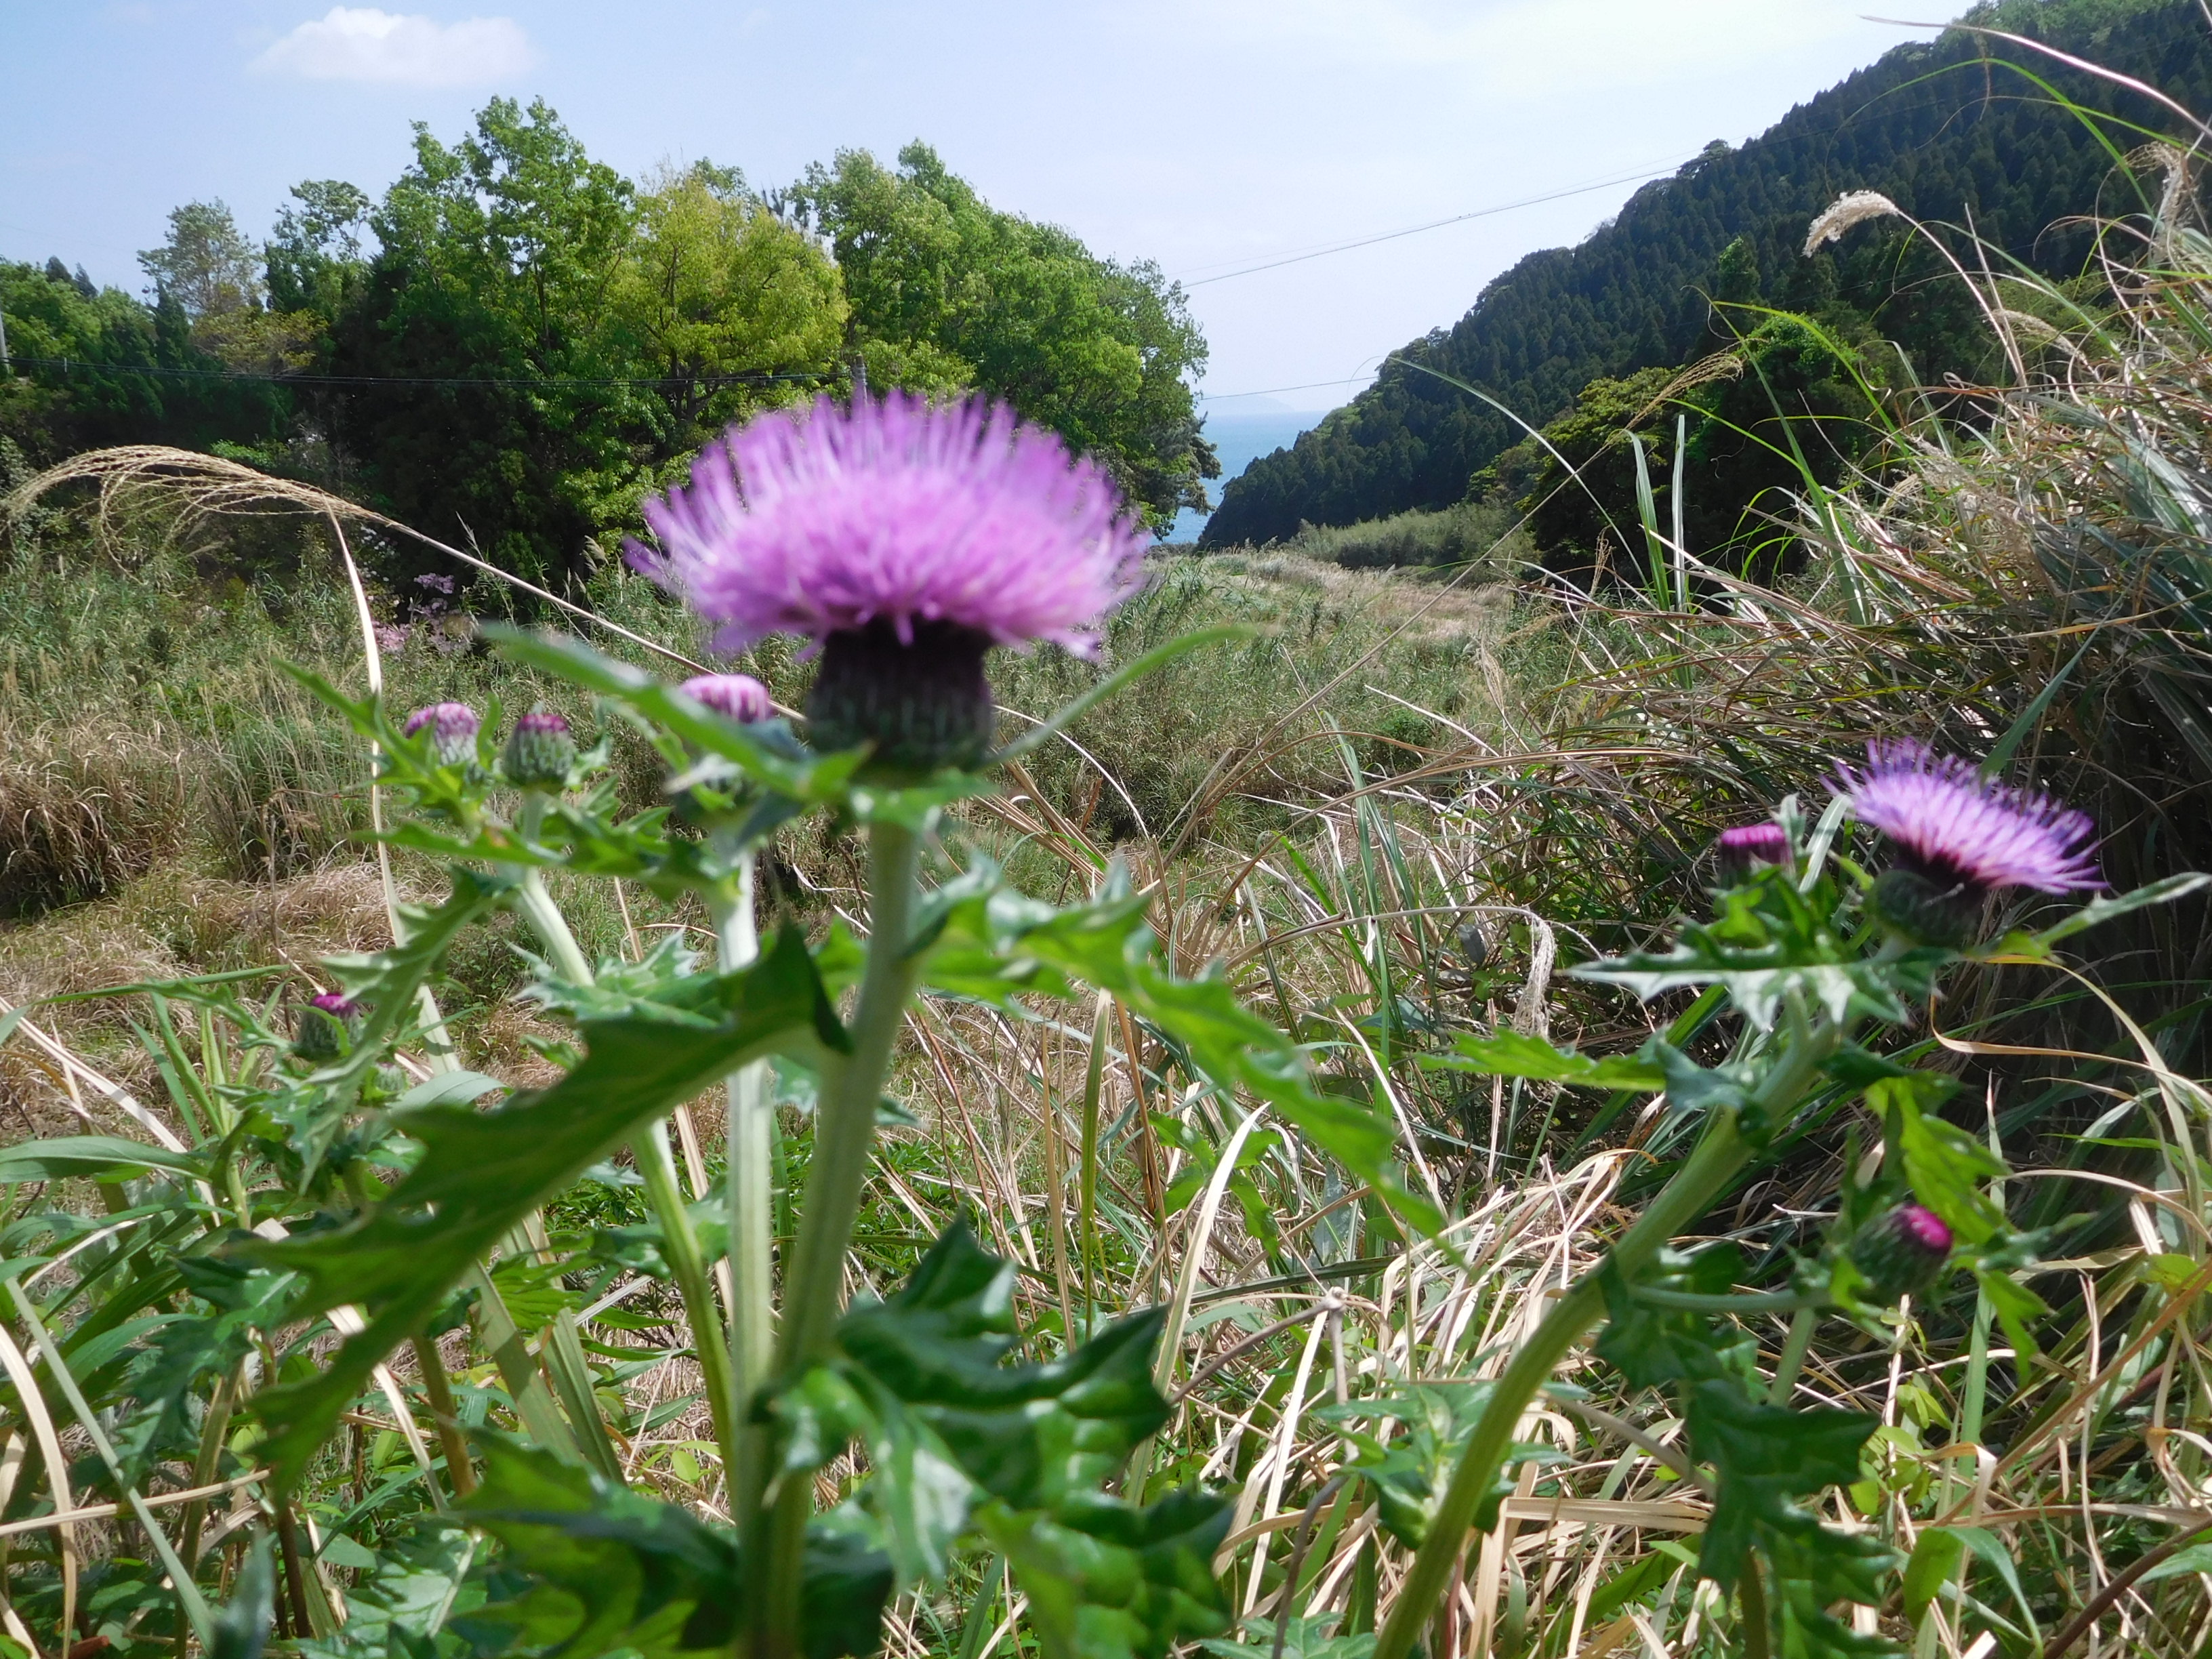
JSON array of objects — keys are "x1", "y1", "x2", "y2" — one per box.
[
  {"x1": 1715, "y1": 821, "x2": 1790, "y2": 880},
  {"x1": 1849, "y1": 1202, "x2": 1954, "y2": 1304},
  {"x1": 403, "y1": 701, "x2": 480, "y2": 767},
  {"x1": 309, "y1": 992, "x2": 359, "y2": 1019},
  {"x1": 1831, "y1": 740, "x2": 2101, "y2": 899},
  {"x1": 503, "y1": 708, "x2": 577, "y2": 791},
  {"x1": 626, "y1": 392, "x2": 1147, "y2": 658},
  {"x1": 681, "y1": 672, "x2": 775, "y2": 724}
]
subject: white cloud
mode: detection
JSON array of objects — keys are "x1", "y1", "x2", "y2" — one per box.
[{"x1": 251, "y1": 7, "x2": 535, "y2": 89}]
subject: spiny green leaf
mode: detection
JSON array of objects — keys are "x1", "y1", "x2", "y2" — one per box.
[
  {"x1": 250, "y1": 925, "x2": 837, "y2": 1485},
  {"x1": 457, "y1": 1435, "x2": 893, "y2": 1659},
  {"x1": 1418, "y1": 1031, "x2": 1664, "y2": 1090},
  {"x1": 980, "y1": 1488, "x2": 1233, "y2": 1659},
  {"x1": 1685, "y1": 1377, "x2": 1877, "y2": 1591}
]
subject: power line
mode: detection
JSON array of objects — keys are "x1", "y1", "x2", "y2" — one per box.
[
  {"x1": 1179, "y1": 158, "x2": 1696, "y2": 288},
  {"x1": 1196, "y1": 374, "x2": 1372, "y2": 402}
]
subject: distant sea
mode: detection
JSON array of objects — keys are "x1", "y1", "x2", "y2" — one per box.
[{"x1": 1166, "y1": 399, "x2": 1330, "y2": 545}]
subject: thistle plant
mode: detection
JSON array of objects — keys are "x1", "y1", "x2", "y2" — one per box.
[
  {"x1": 1366, "y1": 744, "x2": 2195, "y2": 1659},
  {"x1": 141, "y1": 391, "x2": 1402, "y2": 1659},
  {"x1": 3, "y1": 394, "x2": 2200, "y2": 1659}
]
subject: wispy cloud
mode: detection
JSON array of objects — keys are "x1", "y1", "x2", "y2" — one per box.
[{"x1": 250, "y1": 7, "x2": 535, "y2": 89}]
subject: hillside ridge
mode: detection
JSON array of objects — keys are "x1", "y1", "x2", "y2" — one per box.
[{"x1": 1202, "y1": 0, "x2": 2211, "y2": 546}]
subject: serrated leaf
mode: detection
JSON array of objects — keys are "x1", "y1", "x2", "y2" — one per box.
[
  {"x1": 981, "y1": 1488, "x2": 1233, "y2": 1659},
  {"x1": 832, "y1": 1222, "x2": 1176, "y2": 1513},
  {"x1": 1594, "y1": 1250, "x2": 1759, "y2": 1393},
  {"x1": 1418, "y1": 1031, "x2": 1664, "y2": 1090},
  {"x1": 459, "y1": 1435, "x2": 891, "y2": 1659},
  {"x1": 1873, "y1": 1076, "x2": 2003, "y2": 1244},
  {"x1": 1685, "y1": 1377, "x2": 1877, "y2": 1591},
  {"x1": 2030, "y1": 872, "x2": 2212, "y2": 947},
  {"x1": 251, "y1": 926, "x2": 838, "y2": 1483},
  {"x1": 1972, "y1": 1269, "x2": 2049, "y2": 1368}
]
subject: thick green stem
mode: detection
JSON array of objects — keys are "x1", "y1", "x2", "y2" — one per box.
[
  {"x1": 756, "y1": 820, "x2": 922, "y2": 1658},
  {"x1": 639, "y1": 1120, "x2": 739, "y2": 1474},
  {"x1": 1767, "y1": 1305, "x2": 1819, "y2": 1406},
  {"x1": 713, "y1": 849, "x2": 778, "y2": 1521},
  {"x1": 1369, "y1": 1011, "x2": 1837, "y2": 1659},
  {"x1": 508, "y1": 817, "x2": 729, "y2": 1481}
]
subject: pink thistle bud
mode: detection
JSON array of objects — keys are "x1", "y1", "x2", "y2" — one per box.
[
  {"x1": 402, "y1": 701, "x2": 480, "y2": 767},
  {"x1": 681, "y1": 673, "x2": 775, "y2": 724},
  {"x1": 293, "y1": 991, "x2": 361, "y2": 1062},
  {"x1": 1715, "y1": 821, "x2": 1790, "y2": 881},
  {"x1": 503, "y1": 708, "x2": 576, "y2": 790},
  {"x1": 1849, "y1": 1202, "x2": 1954, "y2": 1303}
]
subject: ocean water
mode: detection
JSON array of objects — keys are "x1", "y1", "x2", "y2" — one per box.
[{"x1": 1166, "y1": 404, "x2": 1330, "y2": 545}]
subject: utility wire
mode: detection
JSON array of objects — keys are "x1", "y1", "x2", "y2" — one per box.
[{"x1": 1179, "y1": 159, "x2": 1694, "y2": 287}]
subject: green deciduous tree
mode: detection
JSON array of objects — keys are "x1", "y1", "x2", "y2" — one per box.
[
  {"x1": 334, "y1": 97, "x2": 643, "y2": 590},
  {"x1": 797, "y1": 142, "x2": 1216, "y2": 532},
  {"x1": 611, "y1": 163, "x2": 847, "y2": 464}
]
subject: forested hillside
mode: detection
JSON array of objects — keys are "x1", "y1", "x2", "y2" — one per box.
[
  {"x1": 1204, "y1": 0, "x2": 2209, "y2": 548},
  {"x1": 0, "y1": 108, "x2": 1215, "y2": 586}
]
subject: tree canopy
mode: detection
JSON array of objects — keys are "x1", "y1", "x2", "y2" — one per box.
[{"x1": 2, "y1": 106, "x2": 1210, "y2": 587}]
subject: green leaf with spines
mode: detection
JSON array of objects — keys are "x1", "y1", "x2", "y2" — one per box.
[
  {"x1": 457, "y1": 1434, "x2": 893, "y2": 1659},
  {"x1": 249, "y1": 923, "x2": 840, "y2": 1484},
  {"x1": 1683, "y1": 1376, "x2": 1883, "y2": 1592},
  {"x1": 978, "y1": 1488, "x2": 1234, "y2": 1659},
  {"x1": 1417, "y1": 1030, "x2": 1664, "y2": 1090}
]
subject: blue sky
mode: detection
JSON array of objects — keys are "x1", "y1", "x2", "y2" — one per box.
[{"x1": 1, "y1": 3, "x2": 1939, "y2": 411}]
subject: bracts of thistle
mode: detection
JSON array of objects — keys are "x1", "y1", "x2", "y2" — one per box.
[{"x1": 629, "y1": 391, "x2": 1147, "y2": 1637}]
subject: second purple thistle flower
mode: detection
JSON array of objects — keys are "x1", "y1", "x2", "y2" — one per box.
[
  {"x1": 1832, "y1": 739, "x2": 2100, "y2": 943},
  {"x1": 628, "y1": 392, "x2": 1148, "y2": 774}
]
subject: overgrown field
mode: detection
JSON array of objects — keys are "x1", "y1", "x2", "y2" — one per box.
[{"x1": 1, "y1": 192, "x2": 2210, "y2": 1659}]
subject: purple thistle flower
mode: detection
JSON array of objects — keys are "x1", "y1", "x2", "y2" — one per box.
[
  {"x1": 403, "y1": 701, "x2": 480, "y2": 767},
  {"x1": 682, "y1": 672, "x2": 775, "y2": 724},
  {"x1": 504, "y1": 708, "x2": 577, "y2": 790},
  {"x1": 309, "y1": 991, "x2": 359, "y2": 1019},
  {"x1": 1715, "y1": 821, "x2": 1790, "y2": 880},
  {"x1": 1849, "y1": 1202, "x2": 1954, "y2": 1303},
  {"x1": 628, "y1": 392, "x2": 1148, "y2": 657},
  {"x1": 1831, "y1": 740, "x2": 2100, "y2": 898}
]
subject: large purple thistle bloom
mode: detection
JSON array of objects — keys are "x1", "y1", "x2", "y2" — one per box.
[
  {"x1": 626, "y1": 392, "x2": 1148, "y2": 657},
  {"x1": 1831, "y1": 739, "x2": 2100, "y2": 896}
]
